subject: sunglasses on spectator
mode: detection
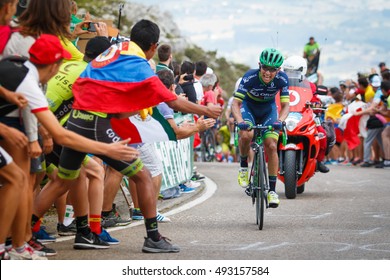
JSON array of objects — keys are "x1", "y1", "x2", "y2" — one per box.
[{"x1": 260, "y1": 64, "x2": 278, "y2": 73}]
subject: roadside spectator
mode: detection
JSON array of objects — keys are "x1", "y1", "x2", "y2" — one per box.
[
  {"x1": 156, "y1": 43, "x2": 173, "y2": 73},
  {"x1": 70, "y1": 0, "x2": 90, "y2": 46},
  {"x1": 178, "y1": 61, "x2": 197, "y2": 103},
  {"x1": 200, "y1": 73, "x2": 218, "y2": 107},
  {"x1": 194, "y1": 61, "x2": 208, "y2": 103},
  {"x1": 0, "y1": 34, "x2": 135, "y2": 259},
  {"x1": 376, "y1": 81, "x2": 390, "y2": 169},
  {"x1": 156, "y1": 43, "x2": 184, "y2": 96},
  {"x1": 379, "y1": 62, "x2": 388, "y2": 74}
]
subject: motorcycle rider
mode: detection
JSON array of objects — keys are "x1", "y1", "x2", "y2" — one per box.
[
  {"x1": 232, "y1": 48, "x2": 289, "y2": 208},
  {"x1": 282, "y1": 55, "x2": 330, "y2": 173}
]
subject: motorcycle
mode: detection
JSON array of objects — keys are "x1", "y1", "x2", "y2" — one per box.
[{"x1": 276, "y1": 72, "x2": 321, "y2": 199}]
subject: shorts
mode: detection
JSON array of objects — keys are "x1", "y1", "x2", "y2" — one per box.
[
  {"x1": 241, "y1": 100, "x2": 279, "y2": 140},
  {"x1": 58, "y1": 110, "x2": 143, "y2": 180},
  {"x1": 0, "y1": 146, "x2": 13, "y2": 168},
  {"x1": 137, "y1": 143, "x2": 162, "y2": 177},
  {"x1": 45, "y1": 141, "x2": 91, "y2": 175}
]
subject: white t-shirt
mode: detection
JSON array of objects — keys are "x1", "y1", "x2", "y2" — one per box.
[
  {"x1": 194, "y1": 78, "x2": 204, "y2": 102},
  {"x1": 6, "y1": 61, "x2": 49, "y2": 117}
]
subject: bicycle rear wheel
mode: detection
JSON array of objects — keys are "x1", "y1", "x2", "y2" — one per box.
[{"x1": 202, "y1": 130, "x2": 216, "y2": 162}]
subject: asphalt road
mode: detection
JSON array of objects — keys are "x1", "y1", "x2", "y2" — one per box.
[{"x1": 47, "y1": 162, "x2": 390, "y2": 260}]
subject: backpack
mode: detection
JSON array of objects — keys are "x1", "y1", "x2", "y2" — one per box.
[{"x1": 0, "y1": 56, "x2": 29, "y2": 117}]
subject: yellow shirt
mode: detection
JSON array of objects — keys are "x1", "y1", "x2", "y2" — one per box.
[
  {"x1": 364, "y1": 85, "x2": 376, "y2": 104},
  {"x1": 61, "y1": 37, "x2": 84, "y2": 62}
]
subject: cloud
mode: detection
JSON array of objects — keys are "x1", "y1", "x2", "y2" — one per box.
[{"x1": 136, "y1": 0, "x2": 390, "y2": 86}]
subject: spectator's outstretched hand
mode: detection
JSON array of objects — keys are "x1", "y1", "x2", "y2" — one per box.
[
  {"x1": 196, "y1": 116, "x2": 215, "y2": 132},
  {"x1": 106, "y1": 139, "x2": 140, "y2": 161},
  {"x1": 205, "y1": 104, "x2": 222, "y2": 119}
]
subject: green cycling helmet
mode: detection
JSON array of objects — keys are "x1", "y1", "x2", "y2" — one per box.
[{"x1": 259, "y1": 48, "x2": 284, "y2": 68}]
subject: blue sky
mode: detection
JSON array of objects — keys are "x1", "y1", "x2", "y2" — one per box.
[{"x1": 129, "y1": 0, "x2": 390, "y2": 86}]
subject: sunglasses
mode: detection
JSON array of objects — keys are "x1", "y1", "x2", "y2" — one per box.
[{"x1": 260, "y1": 64, "x2": 278, "y2": 73}]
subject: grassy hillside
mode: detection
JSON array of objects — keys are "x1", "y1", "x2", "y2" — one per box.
[{"x1": 76, "y1": 0, "x2": 249, "y2": 99}]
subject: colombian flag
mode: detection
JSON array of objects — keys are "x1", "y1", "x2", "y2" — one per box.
[{"x1": 72, "y1": 41, "x2": 177, "y2": 113}]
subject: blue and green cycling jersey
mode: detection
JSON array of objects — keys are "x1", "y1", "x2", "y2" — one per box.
[{"x1": 233, "y1": 69, "x2": 290, "y2": 104}]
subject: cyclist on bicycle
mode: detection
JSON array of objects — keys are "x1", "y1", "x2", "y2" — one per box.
[{"x1": 232, "y1": 48, "x2": 290, "y2": 208}]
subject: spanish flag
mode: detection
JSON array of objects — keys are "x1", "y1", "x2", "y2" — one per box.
[{"x1": 72, "y1": 41, "x2": 177, "y2": 113}]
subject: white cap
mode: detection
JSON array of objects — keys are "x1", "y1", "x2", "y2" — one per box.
[
  {"x1": 206, "y1": 67, "x2": 214, "y2": 74},
  {"x1": 370, "y1": 75, "x2": 381, "y2": 87}
]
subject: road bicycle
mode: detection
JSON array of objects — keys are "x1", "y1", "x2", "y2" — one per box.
[
  {"x1": 235, "y1": 122, "x2": 286, "y2": 230},
  {"x1": 200, "y1": 128, "x2": 217, "y2": 162}
]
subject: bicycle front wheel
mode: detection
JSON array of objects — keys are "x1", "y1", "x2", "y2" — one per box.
[{"x1": 255, "y1": 149, "x2": 265, "y2": 230}]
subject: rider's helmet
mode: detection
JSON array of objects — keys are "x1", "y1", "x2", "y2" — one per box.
[
  {"x1": 259, "y1": 48, "x2": 284, "y2": 68},
  {"x1": 282, "y1": 55, "x2": 307, "y2": 81}
]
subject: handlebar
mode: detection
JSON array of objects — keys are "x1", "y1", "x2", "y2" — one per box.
[{"x1": 234, "y1": 121, "x2": 288, "y2": 146}]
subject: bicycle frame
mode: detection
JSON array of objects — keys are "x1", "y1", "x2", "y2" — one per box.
[{"x1": 235, "y1": 123, "x2": 283, "y2": 230}]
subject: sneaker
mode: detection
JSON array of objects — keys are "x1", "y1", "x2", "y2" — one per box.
[
  {"x1": 102, "y1": 205, "x2": 132, "y2": 228},
  {"x1": 191, "y1": 173, "x2": 205, "y2": 181},
  {"x1": 383, "y1": 161, "x2": 390, "y2": 169},
  {"x1": 142, "y1": 237, "x2": 180, "y2": 253},
  {"x1": 28, "y1": 236, "x2": 57, "y2": 256},
  {"x1": 330, "y1": 159, "x2": 339, "y2": 165},
  {"x1": 131, "y1": 208, "x2": 144, "y2": 220},
  {"x1": 111, "y1": 203, "x2": 132, "y2": 226},
  {"x1": 186, "y1": 181, "x2": 201, "y2": 188},
  {"x1": 98, "y1": 229, "x2": 120, "y2": 245},
  {"x1": 179, "y1": 184, "x2": 195, "y2": 193},
  {"x1": 267, "y1": 191, "x2": 280, "y2": 208},
  {"x1": 57, "y1": 221, "x2": 77, "y2": 236},
  {"x1": 340, "y1": 159, "x2": 352, "y2": 166},
  {"x1": 238, "y1": 167, "x2": 249, "y2": 188},
  {"x1": 8, "y1": 246, "x2": 47, "y2": 260},
  {"x1": 317, "y1": 161, "x2": 330, "y2": 173},
  {"x1": 0, "y1": 250, "x2": 10, "y2": 260},
  {"x1": 101, "y1": 217, "x2": 116, "y2": 228},
  {"x1": 160, "y1": 186, "x2": 182, "y2": 200},
  {"x1": 360, "y1": 161, "x2": 373, "y2": 167},
  {"x1": 375, "y1": 161, "x2": 384, "y2": 168},
  {"x1": 156, "y1": 212, "x2": 171, "y2": 223},
  {"x1": 33, "y1": 227, "x2": 56, "y2": 243},
  {"x1": 73, "y1": 232, "x2": 110, "y2": 249},
  {"x1": 352, "y1": 158, "x2": 363, "y2": 165}
]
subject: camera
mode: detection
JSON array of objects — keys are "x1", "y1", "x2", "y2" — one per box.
[
  {"x1": 87, "y1": 22, "x2": 98, "y2": 32},
  {"x1": 183, "y1": 74, "x2": 194, "y2": 81}
]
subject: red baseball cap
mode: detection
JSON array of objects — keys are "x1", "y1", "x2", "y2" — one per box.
[{"x1": 29, "y1": 34, "x2": 72, "y2": 65}]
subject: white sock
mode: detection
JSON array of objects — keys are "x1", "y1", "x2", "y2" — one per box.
[{"x1": 63, "y1": 205, "x2": 74, "y2": 226}]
